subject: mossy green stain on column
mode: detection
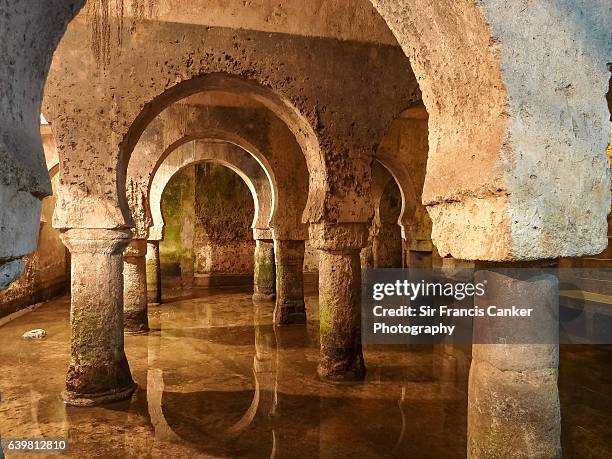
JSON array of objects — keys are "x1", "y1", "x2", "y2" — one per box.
[{"x1": 160, "y1": 167, "x2": 196, "y2": 267}]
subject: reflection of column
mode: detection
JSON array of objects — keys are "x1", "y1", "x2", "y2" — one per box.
[
  {"x1": 274, "y1": 240, "x2": 306, "y2": 325},
  {"x1": 60, "y1": 228, "x2": 136, "y2": 406},
  {"x1": 468, "y1": 266, "x2": 561, "y2": 458},
  {"x1": 146, "y1": 240, "x2": 162, "y2": 304},
  {"x1": 273, "y1": 317, "x2": 314, "y2": 457},
  {"x1": 146, "y1": 333, "x2": 182, "y2": 443},
  {"x1": 123, "y1": 239, "x2": 149, "y2": 334},
  {"x1": 253, "y1": 302, "x2": 277, "y2": 418},
  {"x1": 253, "y1": 239, "x2": 276, "y2": 301},
  {"x1": 311, "y1": 223, "x2": 367, "y2": 381}
]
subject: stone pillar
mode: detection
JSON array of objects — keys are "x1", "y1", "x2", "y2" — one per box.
[
  {"x1": 123, "y1": 239, "x2": 149, "y2": 335},
  {"x1": 310, "y1": 223, "x2": 368, "y2": 382},
  {"x1": 274, "y1": 240, "x2": 306, "y2": 325},
  {"x1": 468, "y1": 265, "x2": 561, "y2": 458},
  {"x1": 402, "y1": 232, "x2": 434, "y2": 270},
  {"x1": 360, "y1": 229, "x2": 374, "y2": 269},
  {"x1": 146, "y1": 240, "x2": 162, "y2": 305},
  {"x1": 60, "y1": 228, "x2": 137, "y2": 406},
  {"x1": 253, "y1": 239, "x2": 276, "y2": 302},
  {"x1": 406, "y1": 250, "x2": 432, "y2": 269}
]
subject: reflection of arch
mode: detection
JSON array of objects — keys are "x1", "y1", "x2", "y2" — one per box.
[
  {"x1": 146, "y1": 303, "x2": 276, "y2": 448},
  {"x1": 150, "y1": 140, "x2": 272, "y2": 241}
]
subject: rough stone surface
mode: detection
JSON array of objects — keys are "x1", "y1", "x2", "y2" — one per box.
[
  {"x1": 146, "y1": 240, "x2": 162, "y2": 304},
  {"x1": 0, "y1": 162, "x2": 69, "y2": 318},
  {"x1": 317, "y1": 248, "x2": 365, "y2": 382},
  {"x1": 370, "y1": 164, "x2": 403, "y2": 268},
  {"x1": 253, "y1": 240, "x2": 276, "y2": 301},
  {"x1": 43, "y1": 12, "x2": 417, "y2": 231},
  {"x1": 468, "y1": 269, "x2": 561, "y2": 458},
  {"x1": 0, "y1": 0, "x2": 84, "y2": 290},
  {"x1": 123, "y1": 239, "x2": 150, "y2": 334},
  {"x1": 149, "y1": 140, "x2": 273, "y2": 241},
  {"x1": 371, "y1": 0, "x2": 612, "y2": 260},
  {"x1": 60, "y1": 228, "x2": 136, "y2": 406},
  {"x1": 133, "y1": 102, "x2": 308, "y2": 242}
]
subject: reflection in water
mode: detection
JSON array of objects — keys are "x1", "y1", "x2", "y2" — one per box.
[{"x1": 0, "y1": 288, "x2": 609, "y2": 457}]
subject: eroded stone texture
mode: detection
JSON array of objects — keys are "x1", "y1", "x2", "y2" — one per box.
[
  {"x1": 253, "y1": 239, "x2": 276, "y2": 302},
  {"x1": 372, "y1": 169, "x2": 403, "y2": 268},
  {"x1": 0, "y1": 1, "x2": 84, "y2": 289},
  {"x1": 274, "y1": 240, "x2": 306, "y2": 325},
  {"x1": 159, "y1": 166, "x2": 196, "y2": 286},
  {"x1": 134, "y1": 102, "x2": 308, "y2": 243},
  {"x1": 60, "y1": 228, "x2": 136, "y2": 406},
  {"x1": 0, "y1": 179, "x2": 69, "y2": 316},
  {"x1": 376, "y1": 111, "x2": 432, "y2": 258},
  {"x1": 193, "y1": 163, "x2": 255, "y2": 278},
  {"x1": 44, "y1": 11, "x2": 417, "y2": 232},
  {"x1": 311, "y1": 223, "x2": 368, "y2": 381},
  {"x1": 371, "y1": 0, "x2": 612, "y2": 261},
  {"x1": 146, "y1": 240, "x2": 162, "y2": 304},
  {"x1": 123, "y1": 239, "x2": 150, "y2": 334},
  {"x1": 468, "y1": 268, "x2": 561, "y2": 458}
]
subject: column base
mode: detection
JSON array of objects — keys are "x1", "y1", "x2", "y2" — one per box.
[
  {"x1": 274, "y1": 301, "x2": 306, "y2": 326},
  {"x1": 317, "y1": 355, "x2": 366, "y2": 383},
  {"x1": 125, "y1": 312, "x2": 149, "y2": 335},
  {"x1": 62, "y1": 382, "x2": 137, "y2": 407},
  {"x1": 253, "y1": 292, "x2": 276, "y2": 302}
]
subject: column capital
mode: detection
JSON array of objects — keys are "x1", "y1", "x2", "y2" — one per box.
[
  {"x1": 124, "y1": 239, "x2": 147, "y2": 258},
  {"x1": 60, "y1": 228, "x2": 131, "y2": 255},
  {"x1": 309, "y1": 222, "x2": 369, "y2": 251}
]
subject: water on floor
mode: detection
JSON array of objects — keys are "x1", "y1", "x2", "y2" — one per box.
[{"x1": 0, "y1": 286, "x2": 610, "y2": 458}]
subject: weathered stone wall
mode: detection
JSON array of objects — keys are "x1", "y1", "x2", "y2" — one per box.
[
  {"x1": 0, "y1": 0, "x2": 84, "y2": 289},
  {"x1": 373, "y1": 178, "x2": 402, "y2": 268},
  {"x1": 371, "y1": 0, "x2": 612, "y2": 261},
  {"x1": 0, "y1": 173, "x2": 69, "y2": 317},
  {"x1": 44, "y1": 11, "x2": 417, "y2": 231},
  {"x1": 160, "y1": 163, "x2": 255, "y2": 278},
  {"x1": 193, "y1": 163, "x2": 255, "y2": 275},
  {"x1": 159, "y1": 167, "x2": 195, "y2": 279},
  {"x1": 303, "y1": 241, "x2": 319, "y2": 273}
]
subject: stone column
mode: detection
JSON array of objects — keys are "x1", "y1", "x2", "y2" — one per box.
[
  {"x1": 274, "y1": 240, "x2": 306, "y2": 325},
  {"x1": 468, "y1": 264, "x2": 561, "y2": 458},
  {"x1": 146, "y1": 240, "x2": 162, "y2": 305},
  {"x1": 402, "y1": 233, "x2": 434, "y2": 270},
  {"x1": 253, "y1": 231, "x2": 276, "y2": 301},
  {"x1": 406, "y1": 250, "x2": 432, "y2": 269},
  {"x1": 123, "y1": 239, "x2": 149, "y2": 334},
  {"x1": 310, "y1": 223, "x2": 368, "y2": 382},
  {"x1": 60, "y1": 228, "x2": 137, "y2": 406}
]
